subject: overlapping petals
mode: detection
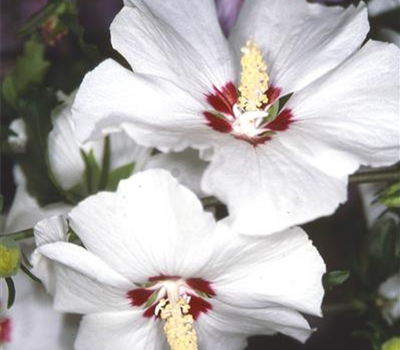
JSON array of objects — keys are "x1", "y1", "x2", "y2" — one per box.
[
  {"x1": 33, "y1": 170, "x2": 325, "y2": 349},
  {"x1": 72, "y1": 0, "x2": 399, "y2": 236},
  {"x1": 203, "y1": 40, "x2": 400, "y2": 234}
]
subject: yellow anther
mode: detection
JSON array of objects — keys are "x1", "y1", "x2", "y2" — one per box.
[
  {"x1": 158, "y1": 298, "x2": 198, "y2": 350},
  {"x1": 238, "y1": 41, "x2": 269, "y2": 112}
]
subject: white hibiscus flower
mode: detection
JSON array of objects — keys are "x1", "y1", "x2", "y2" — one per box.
[
  {"x1": 71, "y1": 0, "x2": 400, "y2": 236},
  {"x1": 32, "y1": 170, "x2": 326, "y2": 350},
  {"x1": 5, "y1": 93, "x2": 150, "y2": 233}
]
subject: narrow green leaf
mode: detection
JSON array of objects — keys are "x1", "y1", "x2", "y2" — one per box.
[
  {"x1": 81, "y1": 149, "x2": 101, "y2": 194},
  {"x1": 378, "y1": 182, "x2": 400, "y2": 208},
  {"x1": 106, "y1": 163, "x2": 135, "y2": 192},
  {"x1": 323, "y1": 270, "x2": 350, "y2": 291},
  {"x1": 144, "y1": 291, "x2": 159, "y2": 309},
  {"x1": 99, "y1": 136, "x2": 111, "y2": 190},
  {"x1": 5, "y1": 277, "x2": 16, "y2": 309},
  {"x1": 20, "y1": 264, "x2": 41, "y2": 283}
]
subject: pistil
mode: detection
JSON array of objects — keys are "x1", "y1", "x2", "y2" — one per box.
[
  {"x1": 238, "y1": 41, "x2": 269, "y2": 112},
  {"x1": 158, "y1": 297, "x2": 198, "y2": 350}
]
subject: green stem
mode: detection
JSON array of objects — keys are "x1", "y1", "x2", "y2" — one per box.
[
  {"x1": 349, "y1": 168, "x2": 400, "y2": 184},
  {"x1": 99, "y1": 136, "x2": 111, "y2": 190},
  {"x1": 201, "y1": 196, "x2": 221, "y2": 208},
  {"x1": 3, "y1": 228, "x2": 34, "y2": 241}
]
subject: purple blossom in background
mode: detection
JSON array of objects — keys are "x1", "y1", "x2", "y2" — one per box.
[
  {"x1": 215, "y1": 0, "x2": 244, "y2": 35},
  {"x1": 214, "y1": 0, "x2": 348, "y2": 36}
]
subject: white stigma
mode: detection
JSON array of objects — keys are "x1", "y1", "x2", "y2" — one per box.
[{"x1": 232, "y1": 105, "x2": 269, "y2": 138}]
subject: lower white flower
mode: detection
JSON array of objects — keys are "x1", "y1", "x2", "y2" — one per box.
[
  {"x1": 378, "y1": 272, "x2": 400, "y2": 325},
  {"x1": 32, "y1": 170, "x2": 326, "y2": 350}
]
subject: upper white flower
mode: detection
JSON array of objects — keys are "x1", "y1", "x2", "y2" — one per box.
[
  {"x1": 32, "y1": 170, "x2": 326, "y2": 350},
  {"x1": 71, "y1": 0, "x2": 400, "y2": 236}
]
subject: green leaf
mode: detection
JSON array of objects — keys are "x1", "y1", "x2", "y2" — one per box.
[
  {"x1": 99, "y1": 136, "x2": 111, "y2": 190},
  {"x1": 0, "y1": 238, "x2": 21, "y2": 278},
  {"x1": 382, "y1": 338, "x2": 400, "y2": 350},
  {"x1": 5, "y1": 277, "x2": 16, "y2": 309},
  {"x1": 1, "y1": 36, "x2": 50, "y2": 108},
  {"x1": 378, "y1": 182, "x2": 400, "y2": 208},
  {"x1": 323, "y1": 270, "x2": 350, "y2": 291},
  {"x1": 106, "y1": 163, "x2": 135, "y2": 192},
  {"x1": 362, "y1": 214, "x2": 400, "y2": 288},
  {"x1": 81, "y1": 149, "x2": 102, "y2": 194}
]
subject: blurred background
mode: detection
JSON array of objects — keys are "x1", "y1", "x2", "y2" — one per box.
[{"x1": 1, "y1": 1, "x2": 399, "y2": 349}]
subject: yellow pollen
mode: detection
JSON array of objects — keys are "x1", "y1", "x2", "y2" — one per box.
[
  {"x1": 159, "y1": 298, "x2": 198, "y2": 350},
  {"x1": 238, "y1": 41, "x2": 269, "y2": 112}
]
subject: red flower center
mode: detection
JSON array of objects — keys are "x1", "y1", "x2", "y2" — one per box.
[
  {"x1": 127, "y1": 275, "x2": 215, "y2": 320},
  {"x1": 204, "y1": 82, "x2": 293, "y2": 146}
]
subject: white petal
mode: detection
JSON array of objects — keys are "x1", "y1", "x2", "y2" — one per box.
[
  {"x1": 34, "y1": 215, "x2": 68, "y2": 247},
  {"x1": 284, "y1": 40, "x2": 400, "y2": 172},
  {"x1": 8, "y1": 118, "x2": 27, "y2": 153},
  {"x1": 368, "y1": 0, "x2": 400, "y2": 16},
  {"x1": 48, "y1": 99, "x2": 88, "y2": 191},
  {"x1": 7, "y1": 273, "x2": 78, "y2": 350},
  {"x1": 112, "y1": 1, "x2": 234, "y2": 95},
  {"x1": 68, "y1": 169, "x2": 218, "y2": 283},
  {"x1": 36, "y1": 242, "x2": 134, "y2": 314},
  {"x1": 203, "y1": 140, "x2": 347, "y2": 235},
  {"x1": 144, "y1": 149, "x2": 208, "y2": 197},
  {"x1": 5, "y1": 167, "x2": 72, "y2": 233},
  {"x1": 108, "y1": 132, "x2": 151, "y2": 172},
  {"x1": 197, "y1": 316, "x2": 248, "y2": 350},
  {"x1": 208, "y1": 225, "x2": 325, "y2": 318},
  {"x1": 230, "y1": 0, "x2": 368, "y2": 95},
  {"x1": 31, "y1": 215, "x2": 69, "y2": 294},
  {"x1": 379, "y1": 272, "x2": 400, "y2": 300},
  {"x1": 72, "y1": 59, "x2": 212, "y2": 151},
  {"x1": 198, "y1": 300, "x2": 313, "y2": 343},
  {"x1": 379, "y1": 272, "x2": 400, "y2": 322},
  {"x1": 75, "y1": 311, "x2": 165, "y2": 350},
  {"x1": 204, "y1": 40, "x2": 400, "y2": 235}
]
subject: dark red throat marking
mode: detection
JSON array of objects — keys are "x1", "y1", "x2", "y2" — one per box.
[
  {"x1": 205, "y1": 83, "x2": 238, "y2": 116},
  {"x1": 0, "y1": 318, "x2": 12, "y2": 343},
  {"x1": 127, "y1": 276, "x2": 215, "y2": 320}
]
